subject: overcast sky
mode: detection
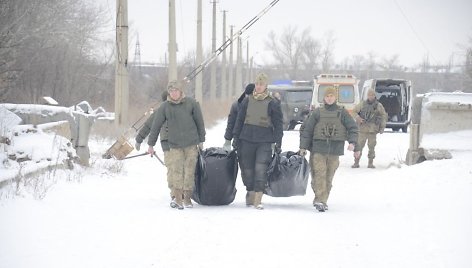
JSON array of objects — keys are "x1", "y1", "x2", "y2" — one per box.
[{"x1": 100, "y1": 0, "x2": 472, "y2": 67}]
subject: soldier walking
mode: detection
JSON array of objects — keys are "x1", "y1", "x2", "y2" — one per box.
[
  {"x1": 298, "y1": 87, "x2": 359, "y2": 212},
  {"x1": 233, "y1": 73, "x2": 283, "y2": 209},
  {"x1": 147, "y1": 80, "x2": 206, "y2": 210},
  {"x1": 351, "y1": 89, "x2": 387, "y2": 168}
]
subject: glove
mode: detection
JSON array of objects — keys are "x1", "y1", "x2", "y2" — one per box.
[
  {"x1": 223, "y1": 139, "x2": 232, "y2": 151},
  {"x1": 232, "y1": 138, "x2": 239, "y2": 150},
  {"x1": 298, "y1": 148, "x2": 307, "y2": 157},
  {"x1": 135, "y1": 142, "x2": 141, "y2": 151},
  {"x1": 198, "y1": 142, "x2": 204, "y2": 150},
  {"x1": 274, "y1": 144, "x2": 282, "y2": 154}
]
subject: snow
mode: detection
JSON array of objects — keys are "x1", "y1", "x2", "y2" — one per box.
[{"x1": 1, "y1": 120, "x2": 472, "y2": 268}]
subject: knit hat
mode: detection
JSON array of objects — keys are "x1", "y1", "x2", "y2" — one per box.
[
  {"x1": 324, "y1": 86, "x2": 337, "y2": 98},
  {"x1": 238, "y1": 83, "x2": 255, "y2": 103},
  {"x1": 244, "y1": 83, "x2": 255, "y2": 95},
  {"x1": 255, "y1": 73, "x2": 269, "y2": 85},
  {"x1": 167, "y1": 80, "x2": 181, "y2": 92}
]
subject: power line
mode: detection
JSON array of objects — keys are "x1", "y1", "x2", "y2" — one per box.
[{"x1": 393, "y1": 0, "x2": 438, "y2": 64}]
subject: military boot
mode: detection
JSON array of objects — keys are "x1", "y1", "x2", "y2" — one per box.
[
  {"x1": 173, "y1": 189, "x2": 184, "y2": 210},
  {"x1": 169, "y1": 188, "x2": 177, "y2": 208},
  {"x1": 245, "y1": 191, "x2": 255, "y2": 207},
  {"x1": 368, "y1": 158, "x2": 375, "y2": 168},
  {"x1": 253, "y1": 192, "x2": 264, "y2": 210},
  {"x1": 351, "y1": 158, "x2": 360, "y2": 168},
  {"x1": 183, "y1": 190, "x2": 193, "y2": 208}
]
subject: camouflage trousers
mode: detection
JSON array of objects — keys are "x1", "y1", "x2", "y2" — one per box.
[
  {"x1": 357, "y1": 132, "x2": 377, "y2": 159},
  {"x1": 310, "y1": 153, "x2": 340, "y2": 204},
  {"x1": 165, "y1": 145, "x2": 199, "y2": 191}
]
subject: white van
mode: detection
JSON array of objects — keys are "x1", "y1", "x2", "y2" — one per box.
[
  {"x1": 361, "y1": 78, "x2": 412, "y2": 132},
  {"x1": 311, "y1": 74, "x2": 360, "y2": 116}
]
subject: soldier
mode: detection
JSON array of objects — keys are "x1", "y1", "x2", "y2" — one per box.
[
  {"x1": 135, "y1": 91, "x2": 180, "y2": 207},
  {"x1": 298, "y1": 87, "x2": 359, "y2": 212},
  {"x1": 223, "y1": 83, "x2": 255, "y2": 151},
  {"x1": 233, "y1": 73, "x2": 284, "y2": 209},
  {"x1": 351, "y1": 89, "x2": 387, "y2": 168},
  {"x1": 147, "y1": 80, "x2": 206, "y2": 210}
]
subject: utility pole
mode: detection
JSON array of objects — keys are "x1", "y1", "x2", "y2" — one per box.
[
  {"x1": 210, "y1": 0, "x2": 217, "y2": 100},
  {"x1": 245, "y1": 40, "x2": 250, "y2": 85},
  {"x1": 235, "y1": 35, "x2": 242, "y2": 94},
  {"x1": 168, "y1": 0, "x2": 177, "y2": 82},
  {"x1": 221, "y1": 10, "x2": 227, "y2": 99},
  {"x1": 195, "y1": 0, "x2": 203, "y2": 103},
  {"x1": 228, "y1": 25, "x2": 234, "y2": 97},
  {"x1": 115, "y1": 0, "x2": 129, "y2": 127}
]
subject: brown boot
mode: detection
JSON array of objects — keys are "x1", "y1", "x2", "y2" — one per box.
[
  {"x1": 351, "y1": 158, "x2": 360, "y2": 168},
  {"x1": 183, "y1": 190, "x2": 193, "y2": 208},
  {"x1": 253, "y1": 192, "x2": 264, "y2": 210},
  {"x1": 174, "y1": 189, "x2": 184, "y2": 210},
  {"x1": 245, "y1": 191, "x2": 255, "y2": 206},
  {"x1": 368, "y1": 158, "x2": 375, "y2": 168}
]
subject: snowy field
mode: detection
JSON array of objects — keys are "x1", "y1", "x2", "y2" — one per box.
[{"x1": 1, "y1": 120, "x2": 472, "y2": 268}]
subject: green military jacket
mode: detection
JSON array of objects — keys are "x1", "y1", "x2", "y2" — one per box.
[
  {"x1": 300, "y1": 103, "x2": 358, "y2": 156},
  {"x1": 147, "y1": 96, "x2": 205, "y2": 149},
  {"x1": 135, "y1": 112, "x2": 169, "y2": 150}
]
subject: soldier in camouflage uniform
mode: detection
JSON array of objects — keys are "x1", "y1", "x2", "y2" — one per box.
[
  {"x1": 147, "y1": 80, "x2": 206, "y2": 210},
  {"x1": 299, "y1": 87, "x2": 359, "y2": 212},
  {"x1": 135, "y1": 91, "x2": 180, "y2": 207},
  {"x1": 351, "y1": 89, "x2": 387, "y2": 168},
  {"x1": 233, "y1": 73, "x2": 284, "y2": 210}
]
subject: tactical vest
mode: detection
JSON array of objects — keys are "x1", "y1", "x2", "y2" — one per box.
[
  {"x1": 359, "y1": 100, "x2": 379, "y2": 124},
  {"x1": 313, "y1": 106, "x2": 347, "y2": 141},
  {"x1": 244, "y1": 96, "x2": 272, "y2": 128}
]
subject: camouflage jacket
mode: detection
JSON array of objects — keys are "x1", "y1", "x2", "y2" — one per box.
[{"x1": 353, "y1": 99, "x2": 387, "y2": 133}]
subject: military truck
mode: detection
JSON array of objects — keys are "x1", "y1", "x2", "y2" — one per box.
[
  {"x1": 310, "y1": 74, "x2": 360, "y2": 116},
  {"x1": 268, "y1": 81, "x2": 313, "y2": 130},
  {"x1": 361, "y1": 79, "x2": 412, "y2": 132}
]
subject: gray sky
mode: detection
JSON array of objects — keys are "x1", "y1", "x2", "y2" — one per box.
[{"x1": 101, "y1": 0, "x2": 472, "y2": 67}]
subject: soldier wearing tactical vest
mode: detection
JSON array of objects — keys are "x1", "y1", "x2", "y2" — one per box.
[
  {"x1": 232, "y1": 73, "x2": 284, "y2": 210},
  {"x1": 147, "y1": 80, "x2": 206, "y2": 210},
  {"x1": 298, "y1": 87, "x2": 359, "y2": 212},
  {"x1": 352, "y1": 89, "x2": 387, "y2": 168}
]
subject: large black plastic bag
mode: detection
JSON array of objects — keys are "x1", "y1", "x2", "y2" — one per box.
[
  {"x1": 193, "y1": 147, "x2": 238, "y2": 205},
  {"x1": 265, "y1": 151, "x2": 309, "y2": 197}
]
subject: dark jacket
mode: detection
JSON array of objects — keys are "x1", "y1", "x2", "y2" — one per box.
[
  {"x1": 147, "y1": 97, "x2": 205, "y2": 149},
  {"x1": 224, "y1": 100, "x2": 241, "y2": 141},
  {"x1": 233, "y1": 95, "x2": 284, "y2": 146},
  {"x1": 300, "y1": 103, "x2": 358, "y2": 155}
]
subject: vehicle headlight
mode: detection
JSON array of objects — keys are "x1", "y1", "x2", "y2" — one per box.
[{"x1": 294, "y1": 107, "x2": 299, "y2": 113}]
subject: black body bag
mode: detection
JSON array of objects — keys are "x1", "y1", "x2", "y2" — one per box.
[
  {"x1": 193, "y1": 147, "x2": 238, "y2": 205},
  {"x1": 265, "y1": 151, "x2": 309, "y2": 197}
]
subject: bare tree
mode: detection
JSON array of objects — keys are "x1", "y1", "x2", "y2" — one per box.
[
  {"x1": 265, "y1": 26, "x2": 311, "y2": 79},
  {"x1": 320, "y1": 31, "x2": 336, "y2": 72}
]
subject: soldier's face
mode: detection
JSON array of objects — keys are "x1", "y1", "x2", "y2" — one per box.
[
  {"x1": 367, "y1": 93, "x2": 376, "y2": 101},
  {"x1": 255, "y1": 82, "x2": 266, "y2": 93},
  {"x1": 324, "y1": 94, "x2": 336, "y2": 105},
  {"x1": 169, "y1": 88, "x2": 181, "y2": 100}
]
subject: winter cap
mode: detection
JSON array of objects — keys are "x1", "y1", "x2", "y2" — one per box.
[
  {"x1": 324, "y1": 87, "x2": 337, "y2": 98},
  {"x1": 255, "y1": 73, "x2": 269, "y2": 85},
  {"x1": 167, "y1": 80, "x2": 182, "y2": 92},
  {"x1": 244, "y1": 83, "x2": 255, "y2": 95}
]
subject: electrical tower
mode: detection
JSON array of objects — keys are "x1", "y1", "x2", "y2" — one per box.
[{"x1": 134, "y1": 33, "x2": 142, "y2": 76}]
